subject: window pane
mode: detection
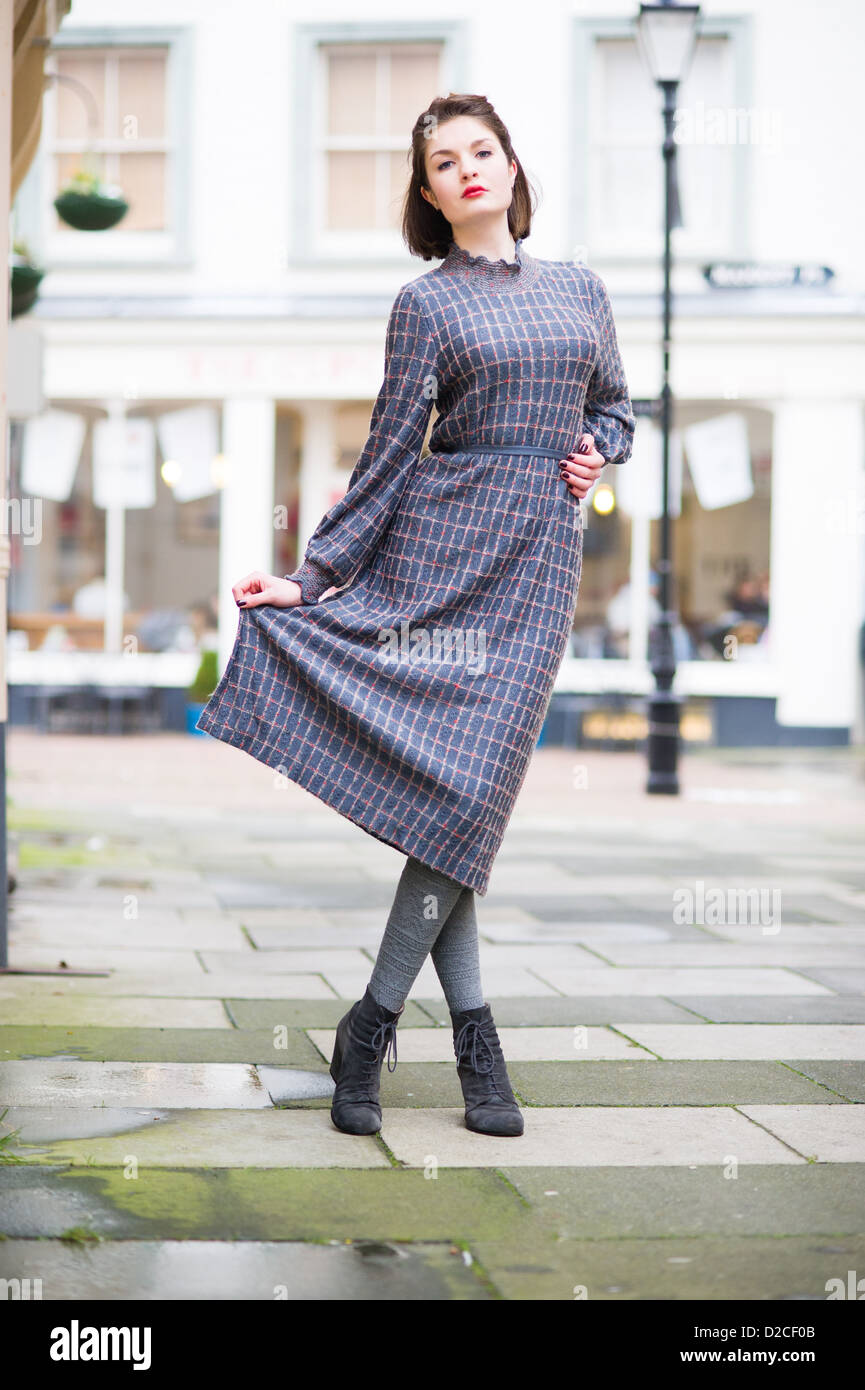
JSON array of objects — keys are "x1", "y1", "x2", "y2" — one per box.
[
  {"x1": 388, "y1": 48, "x2": 441, "y2": 134},
  {"x1": 327, "y1": 150, "x2": 377, "y2": 228},
  {"x1": 336, "y1": 402, "x2": 373, "y2": 471},
  {"x1": 594, "y1": 148, "x2": 659, "y2": 235},
  {"x1": 594, "y1": 34, "x2": 733, "y2": 248},
  {"x1": 56, "y1": 54, "x2": 106, "y2": 140},
  {"x1": 675, "y1": 141, "x2": 732, "y2": 241},
  {"x1": 327, "y1": 51, "x2": 377, "y2": 135},
  {"x1": 116, "y1": 152, "x2": 166, "y2": 230},
  {"x1": 116, "y1": 50, "x2": 166, "y2": 140},
  {"x1": 571, "y1": 509, "x2": 634, "y2": 658},
  {"x1": 598, "y1": 38, "x2": 651, "y2": 138},
  {"x1": 679, "y1": 35, "x2": 729, "y2": 110}
]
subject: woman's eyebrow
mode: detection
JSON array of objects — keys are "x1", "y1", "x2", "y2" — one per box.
[{"x1": 429, "y1": 138, "x2": 493, "y2": 159}]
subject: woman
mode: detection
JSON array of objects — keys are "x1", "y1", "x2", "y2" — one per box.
[{"x1": 196, "y1": 93, "x2": 635, "y2": 1140}]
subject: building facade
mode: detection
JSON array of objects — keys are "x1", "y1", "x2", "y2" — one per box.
[{"x1": 9, "y1": 0, "x2": 865, "y2": 746}]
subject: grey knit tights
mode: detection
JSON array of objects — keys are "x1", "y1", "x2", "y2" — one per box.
[{"x1": 367, "y1": 855, "x2": 485, "y2": 1014}]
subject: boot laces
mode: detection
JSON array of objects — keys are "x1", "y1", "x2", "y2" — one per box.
[
  {"x1": 453, "y1": 1018, "x2": 513, "y2": 1105},
  {"x1": 370, "y1": 1018, "x2": 399, "y2": 1074}
]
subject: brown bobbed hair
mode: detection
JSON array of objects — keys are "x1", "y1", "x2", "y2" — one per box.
[{"x1": 401, "y1": 93, "x2": 537, "y2": 261}]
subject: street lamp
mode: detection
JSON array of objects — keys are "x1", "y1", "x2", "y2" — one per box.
[{"x1": 635, "y1": 0, "x2": 700, "y2": 795}]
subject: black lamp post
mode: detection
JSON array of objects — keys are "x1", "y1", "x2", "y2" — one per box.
[{"x1": 635, "y1": 0, "x2": 700, "y2": 794}]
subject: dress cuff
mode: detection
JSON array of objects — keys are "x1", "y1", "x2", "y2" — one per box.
[{"x1": 284, "y1": 557, "x2": 335, "y2": 604}]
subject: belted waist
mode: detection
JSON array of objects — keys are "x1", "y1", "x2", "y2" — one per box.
[{"x1": 434, "y1": 443, "x2": 565, "y2": 459}]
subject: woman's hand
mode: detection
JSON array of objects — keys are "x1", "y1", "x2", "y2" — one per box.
[
  {"x1": 559, "y1": 433, "x2": 606, "y2": 498},
  {"x1": 233, "y1": 572, "x2": 304, "y2": 609}
]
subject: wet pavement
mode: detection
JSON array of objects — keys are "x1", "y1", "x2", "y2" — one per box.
[{"x1": 1, "y1": 731, "x2": 865, "y2": 1300}]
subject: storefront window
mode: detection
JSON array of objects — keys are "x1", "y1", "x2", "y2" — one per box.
[
  {"x1": 569, "y1": 404, "x2": 772, "y2": 663},
  {"x1": 9, "y1": 402, "x2": 227, "y2": 655}
]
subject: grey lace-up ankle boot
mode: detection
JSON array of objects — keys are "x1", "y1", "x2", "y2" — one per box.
[
  {"x1": 329, "y1": 985, "x2": 404, "y2": 1135},
  {"x1": 450, "y1": 1002, "x2": 524, "y2": 1136}
]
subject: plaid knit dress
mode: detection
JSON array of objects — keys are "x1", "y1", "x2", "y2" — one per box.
[{"x1": 196, "y1": 237, "x2": 635, "y2": 894}]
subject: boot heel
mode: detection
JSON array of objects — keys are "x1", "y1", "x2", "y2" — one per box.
[{"x1": 329, "y1": 1031, "x2": 343, "y2": 1083}]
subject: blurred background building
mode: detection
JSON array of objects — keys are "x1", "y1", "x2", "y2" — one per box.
[{"x1": 6, "y1": 0, "x2": 865, "y2": 747}]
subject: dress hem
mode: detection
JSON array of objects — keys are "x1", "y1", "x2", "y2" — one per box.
[{"x1": 194, "y1": 701, "x2": 491, "y2": 897}]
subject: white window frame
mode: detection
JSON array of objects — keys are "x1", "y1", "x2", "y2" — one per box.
[
  {"x1": 570, "y1": 14, "x2": 753, "y2": 267},
  {"x1": 292, "y1": 22, "x2": 467, "y2": 266},
  {"x1": 35, "y1": 26, "x2": 193, "y2": 268}
]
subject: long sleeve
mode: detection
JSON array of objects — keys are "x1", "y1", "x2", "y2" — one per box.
[
  {"x1": 285, "y1": 283, "x2": 438, "y2": 603},
  {"x1": 581, "y1": 268, "x2": 636, "y2": 468}
]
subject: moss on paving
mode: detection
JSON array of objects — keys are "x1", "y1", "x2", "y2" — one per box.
[{"x1": 27, "y1": 1166, "x2": 534, "y2": 1245}]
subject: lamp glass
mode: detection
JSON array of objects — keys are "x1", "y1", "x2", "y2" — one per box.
[{"x1": 636, "y1": 5, "x2": 700, "y2": 83}]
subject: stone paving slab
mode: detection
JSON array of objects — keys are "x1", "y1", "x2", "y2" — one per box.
[
  {"x1": 306, "y1": 1026, "x2": 658, "y2": 1064},
  {"x1": 0, "y1": 1238, "x2": 492, "y2": 1300},
  {"x1": 321, "y1": 967, "x2": 563, "y2": 999},
  {"x1": 244, "y1": 926, "x2": 390, "y2": 949},
  {"x1": 0, "y1": 997, "x2": 232, "y2": 1028},
  {"x1": 197, "y1": 948, "x2": 374, "y2": 973},
  {"x1": 505, "y1": 1060, "x2": 850, "y2": 1107},
  {"x1": 256, "y1": 1067, "x2": 334, "y2": 1103},
  {"x1": 0, "y1": 1166, "x2": 527, "y2": 1243},
  {"x1": 616, "y1": 900, "x2": 863, "y2": 926},
  {"x1": 491, "y1": 868, "x2": 681, "y2": 895},
  {"x1": 468, "y1": 1232, "x2": 865, "y2": 1301},
  {"x1": 500, "y1": 1163, "x2": 865, "y2": 1238},
  {"x1": 197, "y1": 858, "x2": 363, "y2": 882},
  {"x1": 1, "y1": 1106, "x2": 171, "y2": 1144},
  {"x1": 5, "y1": 947, "x2": 208, "y2": 972},
  {"x1": 503, "y1": 901, "x2": 687, "y2": 926},
  {"x1": 457, "y1": 944, "x2": 654, "y2": 966},
  {"x1": 747, "y1": 895, "x2": 865, "y2": 923},
  {"x1": 15, "y1": 886, "x2": 223, "y2": 909},
  {"x1": 180, "y1": 906, "x2": 338, "y2": 928},
  {"x1": 792, "y1": 968, "x2": 865, "y2": 994},
  {"x1": 706, "y1": 925, "x2": 865, "y2": 943},
  {"x1": 0, "y1": 1026, "x2": 326, "y2": 1065},
  {"x1": 739, "y1": 1105, "x2": 865, "y2": 1162},
  {"x1": 782, "y1": 1061, "x2": 865, "y2": 1102},
  {"x1": 7, "y1": 921, "x2": 249, "y2": 949},
  {"x1": 225, "y1": 1000, "x2": 434, "y2": 1030},
  {"x1": 0, "y1": 1059, "x2": 272, "y2": 1109},
  {"x1": 13, "y1": 1110, "x2": 390, "y2": 1169},
  {"x1": 228, "y1": 905, "x2": 538, "y2": 930},
  {"x1": 594, "y1": 943, "x2": 865, "y2": 966},
  {"x1": 529, "y1": 967, "x2": 833, "y2": 995},
  {"x1": 412, "y1": 996, "x2": 701, "y2": 1026},
  {"x1": 0, "y1": 972, "x2": 337, "y2": 1000},
  {"x1": 666, "y1": 997, "x2": 865, "y2": 1023},
  {"x1": 379, "y1": 1107, "x2": 806, "y2": 1167},
  {"x1": 204, "y1": 875, "x2": 401, "y2": 910},
  {"x1": 616, "y1": 1024, "x2": 865, "y2": 1060},
  {"x1": 478, "y1": 922, "x2": 715, "y2": 943}
]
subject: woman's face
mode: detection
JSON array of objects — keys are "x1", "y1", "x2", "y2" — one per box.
[{"x1": 420, "y1": 115, "x2": 516, "y2": 233}]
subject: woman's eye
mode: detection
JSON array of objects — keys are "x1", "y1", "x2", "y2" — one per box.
[{"x1": 436, "y1": 149, "x2": 493, "y2": 171}]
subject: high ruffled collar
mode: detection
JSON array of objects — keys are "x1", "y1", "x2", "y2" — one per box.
[{"x1": 440, "y1": 236, "x2": 538, "y2": 288}]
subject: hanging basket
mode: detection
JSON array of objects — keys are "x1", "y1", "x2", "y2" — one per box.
[
  {"x1": 54, "y1": 187, "x2": 129, "y2": 231},
  {"x1": 10, "y1": 255, "x2": 45, "y2": 318}
]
